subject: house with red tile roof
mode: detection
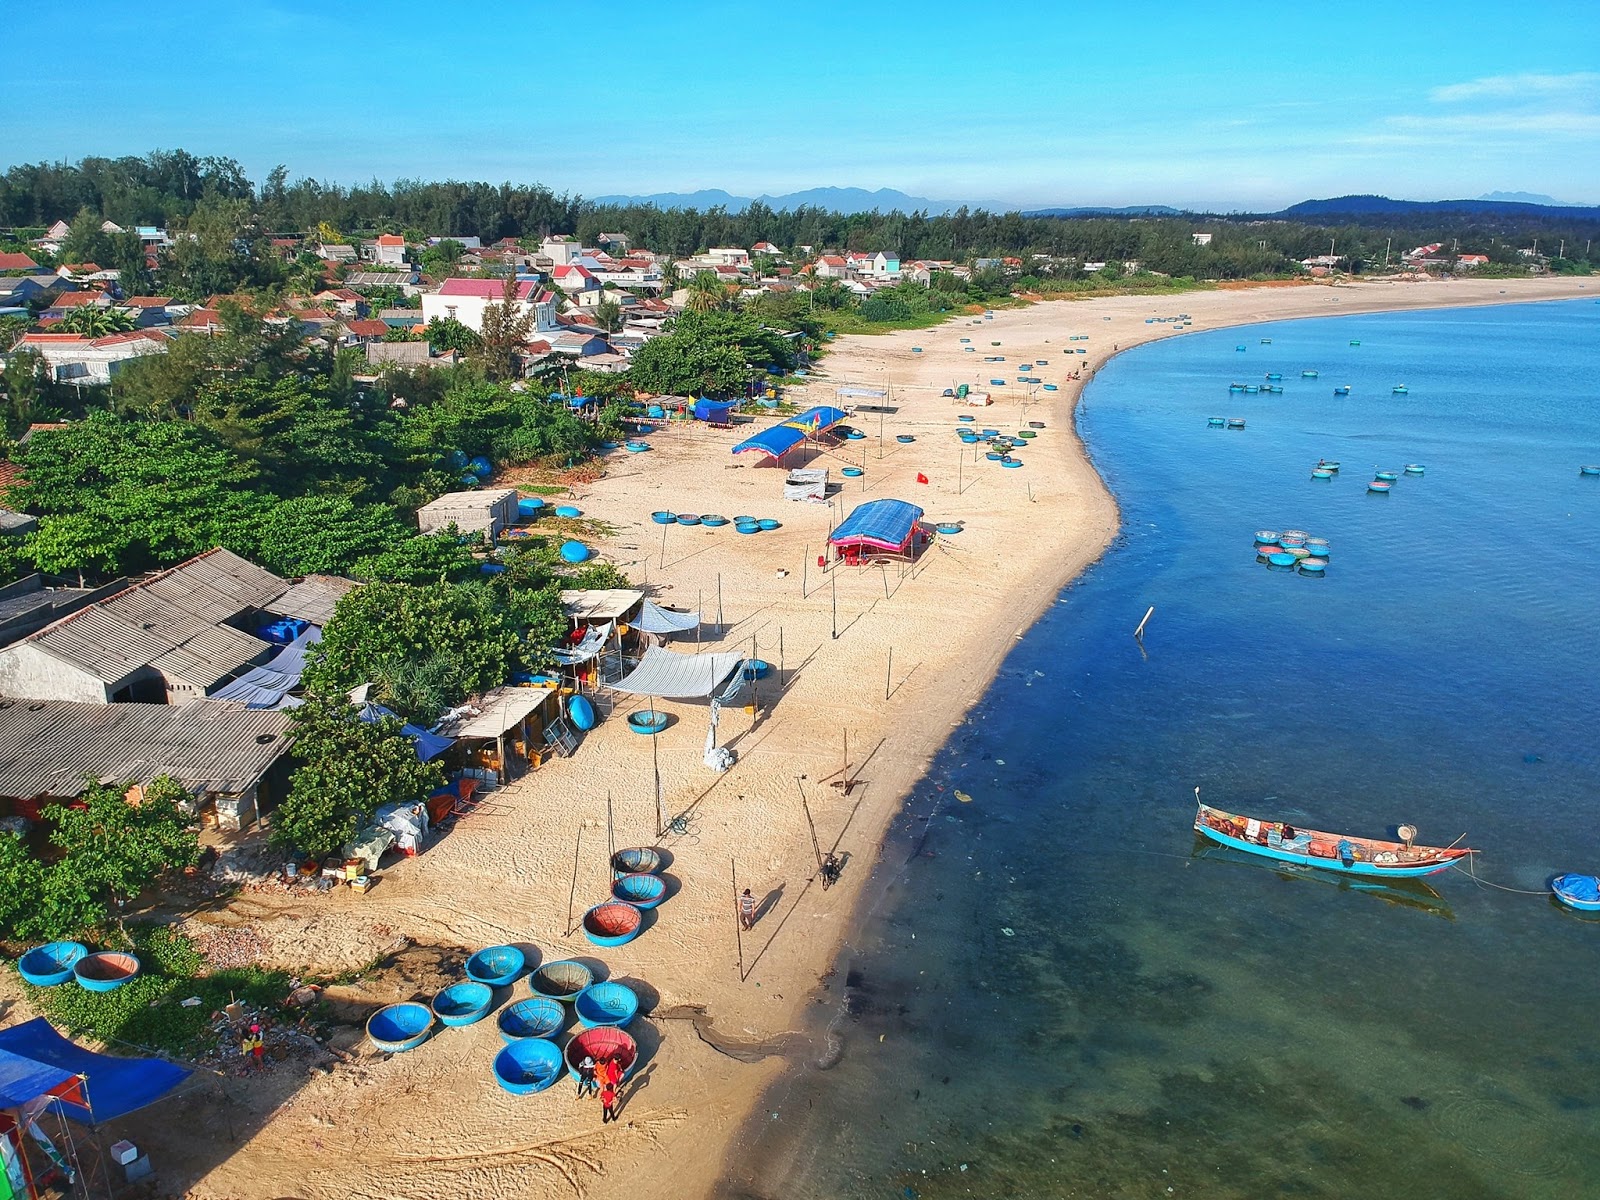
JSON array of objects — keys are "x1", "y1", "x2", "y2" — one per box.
[
  {"x1": 420, "y1": 277, "x2": 550, "y2": 334},
  {"x1": 812, "y1": 254, "x2": 851, "y2": 279},
  {"x1": 44, "y1": 290, "x2": 111, "y2": 318},
  {"x1": 177, "y1": 308, "x2": 224, "y2": 333},
  {"x1": 368, "y1": 234, "x2": 410, "y2": 267},
  {"x1": 343, "y1": 318, "x2": 389, "y2": 343},
  {"x1": 551, "y1": 263, "x2": 599, "y2": 294},
  {"x1": 0, "y1": 253, "x2": 39, "y2": 273},
  {"x1": 116, "y1": 296, "x2": 177, "y2": 327}
]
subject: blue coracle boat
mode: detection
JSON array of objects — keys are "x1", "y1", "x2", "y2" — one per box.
[
  {"x1": 1193, "y1": 793, "x2": 1475, "y2": 878},
  {"x1": 1551, "y1": 873, "x2": 1600, "y2": 912}
]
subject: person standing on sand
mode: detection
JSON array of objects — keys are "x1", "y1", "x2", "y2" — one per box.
[
  {"x1": 739, "y1": 887, "x2": 757, "y2": 930},
  {"x1": 577, "y1": 1055, "x2": 597, "y2": 1099},
  {"x1": 600, "y1": 1078, "x2": 619, "y2": 1123},
  {"x1": 601, "y1": 1056, "x2": 623, "y2": 1091}
]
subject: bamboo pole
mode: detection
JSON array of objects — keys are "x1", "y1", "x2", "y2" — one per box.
[
  {"x1": 1134, "y1": 606, "x2": 1155, "y2": 640},
  {"x1": 885, "y1": 647, "x2": 893, "y2": 700},
  {"x1": 566, "y1": 824, "x2": 583, "y2": 936},
  {"x1": 732, "y1": 857, "x2": 745, "y2": 981}
]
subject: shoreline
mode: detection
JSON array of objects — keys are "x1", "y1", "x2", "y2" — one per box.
[
  {"x1": 701, "y1": 274, "x2": 1598, "y2": 1198},
  {"x1": 51, "y1": 276, "x2": 1590, "y2": 1199}
]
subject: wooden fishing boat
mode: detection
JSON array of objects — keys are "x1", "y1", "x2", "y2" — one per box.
[{"x1": 1193, "y1": 795, "x2": 1475, "y2": 878}]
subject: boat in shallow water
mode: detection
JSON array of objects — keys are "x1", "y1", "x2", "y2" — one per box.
[{"x1": 1192, "y1": 794, "x2": 1476, "y2": 878}]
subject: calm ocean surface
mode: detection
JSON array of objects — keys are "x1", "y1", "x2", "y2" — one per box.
[{"x1": 723, "y1": 298, "x2": 1600, "y2": 1200}]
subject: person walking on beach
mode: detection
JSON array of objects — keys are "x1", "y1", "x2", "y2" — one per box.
[
  {"x1": 600, "y1": 1078, "x2": 619, "y2": 1123},
  {"x1": 576, "y1": 1054, "x2": 597, "y2": 1099},
  {"x1": 739, "y1": 887, "x2": 758, "y2": 931}
]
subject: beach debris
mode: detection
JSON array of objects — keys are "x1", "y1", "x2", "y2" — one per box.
[
  {"x1": 1000, "y1": 927, "x2": 1015, "y2": 937},
  {"x1": 192, "y1": 927, "x2": 266, "y2": 971},
  {"x1": 180, "y1": 996, "x2": 202, "y2": 1007},
  {"x1": 955, "y1": 790, "x2": 973, "y2": 804}
]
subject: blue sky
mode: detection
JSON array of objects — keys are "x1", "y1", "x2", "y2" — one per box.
[{"x1": 8, "y1": 1, "x2": 1598, "y2": 210}]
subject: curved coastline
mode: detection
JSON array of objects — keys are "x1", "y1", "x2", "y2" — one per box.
[{"x1": 701, "y1": 275, "x2": 1596, "y2": 1199}]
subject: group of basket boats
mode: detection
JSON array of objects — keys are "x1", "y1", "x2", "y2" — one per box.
[
  {"x1": 1193, "y1": 794, "x2": 1600, "y2": 912},
  {"x1": 359, "y1": 846, "x2": 668, "y2": 1093}
]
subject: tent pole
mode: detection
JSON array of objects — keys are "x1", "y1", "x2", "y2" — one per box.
[
  {"x1": 732, "y1": 857, "x2": 744, "y2": 981},
  {"x1": 697, "y1": 590, "x2": 702, "y2": 642},
  {"x1": 716, "y1": 574, "x2": 723, "y2": 633},
  {"x1": 651, "y1": 705, "x2": 664, "y2": 837}
]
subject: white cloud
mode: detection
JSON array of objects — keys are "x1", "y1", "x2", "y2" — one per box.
[{"x1": 1430, "y1": 72, "x2": 1600, "y2": 103}]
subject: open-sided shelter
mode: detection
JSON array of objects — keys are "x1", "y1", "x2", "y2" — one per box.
[
  {"x1": 730, "y1": 406, "x2": 847, "y2": 464},
  {"x1": 827, "y1": 498, "x2": 926, "y2": 564}
]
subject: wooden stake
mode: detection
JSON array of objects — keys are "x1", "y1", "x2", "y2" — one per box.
[
  {"x1": 566, "y1": 823, "x2": 582, "y2": 936},
  {"x1": 797, "y1": 779, "x2": 823, "y2": 870},
  {"x1": 660, "y1": 521, "x2": 668, "y2": 568},
  {"x1": 885, "y1": 646, "x2": 893, "y2": 700},
  {"x1": 717, "y1": 573, "x2": 724, "y2": 631},
  {"x1": 732, "y1": 857, "x2": 745, "y2": 981},
  {"x1": 802, "y1": 545, "x2": 808, "y2": 598},
  {"x1": 831, "y1": 573, "x2": 837, "y2": 640}
]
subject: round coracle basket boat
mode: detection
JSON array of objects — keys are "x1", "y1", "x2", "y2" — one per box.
[
  {"x1": 612, "y1": 872, "x2": 667, "y2": 909},
  {"x1": 498, "y1": 996, "x2": 566, "y2": 1042},
  {"x1": 493, "y1": 1038, "x2": 565, "y2": 1095},
  {"x1": 574, "y1": 981, "x2": 641, "y2": 1029},
  {"x1": 432, "y1": 982, "x2": 494, "y2": 1027},
  {"x1": 626, "y1": 710, "x2": 669, "y2": 735},
  {"x1": 611, "y1": 847, "x2": 662, "y2": 875},
  {"x1": 564, "y1": 1027, "x2": 638, "y2": 1081},
  {"x1": 367, "y1": 1002, "x2": 433, "y2": 1053},
  {"x1": 582, "y1": 902, "x2": 643, "y2": 948},
  {"x1": 18, "y1": 941, "x2": 87, "y2": 988},
  {"x1": 529, "y1": 959, "x2": 594, "y2": 1003},
  {"x1": 73, "y1": 952, "x2": 139, "y2": 993},
  {"x1": 465, "y1": 945, "x2": 527, "y2": 987}
]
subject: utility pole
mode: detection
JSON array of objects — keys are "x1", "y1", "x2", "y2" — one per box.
[{"x1": 1383, "y1": 237, "x2": 1392, "y2": 268}]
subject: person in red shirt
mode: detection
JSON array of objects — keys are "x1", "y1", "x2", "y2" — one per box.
[
  {"x1": 601, "y1": 1057, "x2": 623, "y2": 1089},
  {"x1": 600, "y1": 1079, "x2": 619, "y2": 1123}
]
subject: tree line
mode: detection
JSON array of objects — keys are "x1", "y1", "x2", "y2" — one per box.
[{"x1": 5, "y1": 151, "x2": 1595, "y2": 278}]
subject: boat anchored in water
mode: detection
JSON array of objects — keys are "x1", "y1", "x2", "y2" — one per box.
[{"x1": 1193, "y1": 791, "x2": 1476, "y2": 878}]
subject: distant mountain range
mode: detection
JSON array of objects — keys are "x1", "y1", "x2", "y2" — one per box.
[
  {"x1": 587, "y1": 186, "x2": 954, "y2": 214},
  {"x1": 583, "y1": 185, "x2": 1597, "y2": 223},
  {"x1": 1273, "y1": 194, "x2": 1600, "y2": 221}
]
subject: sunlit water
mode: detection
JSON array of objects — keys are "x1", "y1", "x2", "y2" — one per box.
[{"x1": 719, "y1": 298, "x2": 1600, "y2": 1200}]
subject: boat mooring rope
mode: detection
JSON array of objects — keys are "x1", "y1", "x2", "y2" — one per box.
[{"x1": 1453, "y1": 855, "x2": 1552, "y2": 897}]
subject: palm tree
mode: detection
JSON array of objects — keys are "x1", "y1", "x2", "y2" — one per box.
[
  {"x1": 686, "y1": 270, "x2": 723, "y2": 312},
  {"x1": 57, "y1": 304, "x2": 136, "y2": 337}
]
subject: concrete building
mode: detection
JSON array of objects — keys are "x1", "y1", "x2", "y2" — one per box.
[
  {"x1": 417, "y1": 488, "x2": 519, "y2": 539},
  {"x1": 11, "y1": 331, "x2": 170, "y2": 385},
  {"x1": 421, "y1": 278, "x2": 553, "y2": 335}
]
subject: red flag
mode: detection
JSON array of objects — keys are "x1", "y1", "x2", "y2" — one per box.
[{"x1": 915, "y1": 472, "x2": 929, "y2": 484}]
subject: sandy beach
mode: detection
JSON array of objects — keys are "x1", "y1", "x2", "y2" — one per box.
[{"x1": 7, "y1": 274, "x2": 1590, "y2": 1199}]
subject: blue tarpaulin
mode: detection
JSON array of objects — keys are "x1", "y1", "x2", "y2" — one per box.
[
  {"x1": 211, "y1": 628, "x2": 321, "y2": 708},
  {"x1": 693, "y1": 398, "x2": 733, "y2": 423},
  {"x1": 0, "y1": 1018, "x2": 190, "y2": 1123},
  {"x1": 828, "y1": 498, "x2": 925, "y2": 554},
  {"x1": 358, "y1": 702, "x2": 454, "y2": 762},
  {"x1": 731, "y1": 406, "x2": 848, "y2": 462}
]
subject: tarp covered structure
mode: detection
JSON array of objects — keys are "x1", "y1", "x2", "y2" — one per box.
[
  {"x1": 693, "y1": 398, "x2": 734, "y2": 424},
  {"x1": 210, "y1": 627, "x2": 321, "y2": 708},
  {"x1": 828, "y1": 498, "x2": 925, "y2": 555},
  {"x1": 731, "y1": 405, "x2": 848, "y2": 463},
  {"x1": 0, "y1": 1019, "x2": 190, "y2": 1124},
  {"x1": 630, "y1": 600, "x2": 699, "y2": 635},
  {"x1": 357, "y1": 702, "x2": 454, "y2": 761},
  {"x1": 552, "y1": 623, "x2": 610, "y2": 665},
  {"x1": 609, "y1": 647, "x2": 745, "y2": 698}
]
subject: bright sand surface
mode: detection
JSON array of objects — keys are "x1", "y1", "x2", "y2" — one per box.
[{"x1": 37, "y1": 275, "x2": 1592, "y2": 1199}]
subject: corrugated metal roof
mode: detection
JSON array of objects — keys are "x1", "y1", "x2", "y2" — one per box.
[
  {"x1": 560, "y1": 589, "x2": 644, "y2": 623},
  {"x1": 148, "y1": 624, "x2": 269, "y2": 688},
  {"x1": 450, "y1": 686, "x2": 556, "y2": 740},
  {"x1": 15, "y1": 549, "x2": 289, "y2": 684},
  {"x1": 264, "y1": 576, "x2": 359, "y2": 627},
  {"x1": 0, "y1": 699, "x2": 292, "y2": 799}
]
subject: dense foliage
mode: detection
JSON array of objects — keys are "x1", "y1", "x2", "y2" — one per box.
[
  {"x1": 273, "y1": 695, "x2": 444, "y2": 857},
  {"x1": 0, "y1": 776, "x2": 199, "y2": 942}
]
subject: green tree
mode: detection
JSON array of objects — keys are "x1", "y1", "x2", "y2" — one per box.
[
  {"x1": 274, "y1": 694, "x2": 443, "y2": 857},
  {"x1": 0, "y1": 832, "x2": 97, "y2": 942},
  {"x1": 240, "y1": 496, "x2": 410, "y2": 576},
  {"x1": 57, "y1": 304, "x2": 136, "y2": 337},
  {"x1": 475, "y1": 275, "x2": 536, "y2": 381},
  {"x1": 48, "y1": 776, "x2": 201, "y2": 931},
  {"x1": 685, "y1": 269, "x2": 724, "y2": 312},
  {"x1": 420, "y1": 238, "x2": 464, "y2": 277},
  {"x1": 593, "y1": 297, "x2": 623, "y2": 333},
  {"x1": 426, "y1": 316, "x2": 482, "y2": 355},
  {"x1": 58, "y1": 207, "x2": 114, "y2": 265},
  {"x1": 350, "y1": 533, "x2": 480, "y2": 584},
  {"x1": 303, "y1": 580, "x2": 524, "y2": 722}
]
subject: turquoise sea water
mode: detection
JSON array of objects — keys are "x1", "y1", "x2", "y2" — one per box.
[{"x1": 718, "y1": 299, "x2": 1600, "y2": 1200}]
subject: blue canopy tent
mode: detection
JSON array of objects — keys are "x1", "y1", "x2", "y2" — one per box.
[
  {"x1": 692, "y1": 398, "x2": 734, "y2": 426},
  {"x1": 828, "y1": 498, "x2": 925, "y2": 561},
  {"x1": 0, "y1": 1018, "x2": 190, "y2": 1125},
  {"x1": 731, "y1": 405, "x2": 848, "y2": 463}
]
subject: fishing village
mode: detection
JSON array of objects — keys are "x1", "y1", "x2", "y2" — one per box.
[{"x1": 0, "y1": 201, "x2": 1592, "y2": 1197}]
